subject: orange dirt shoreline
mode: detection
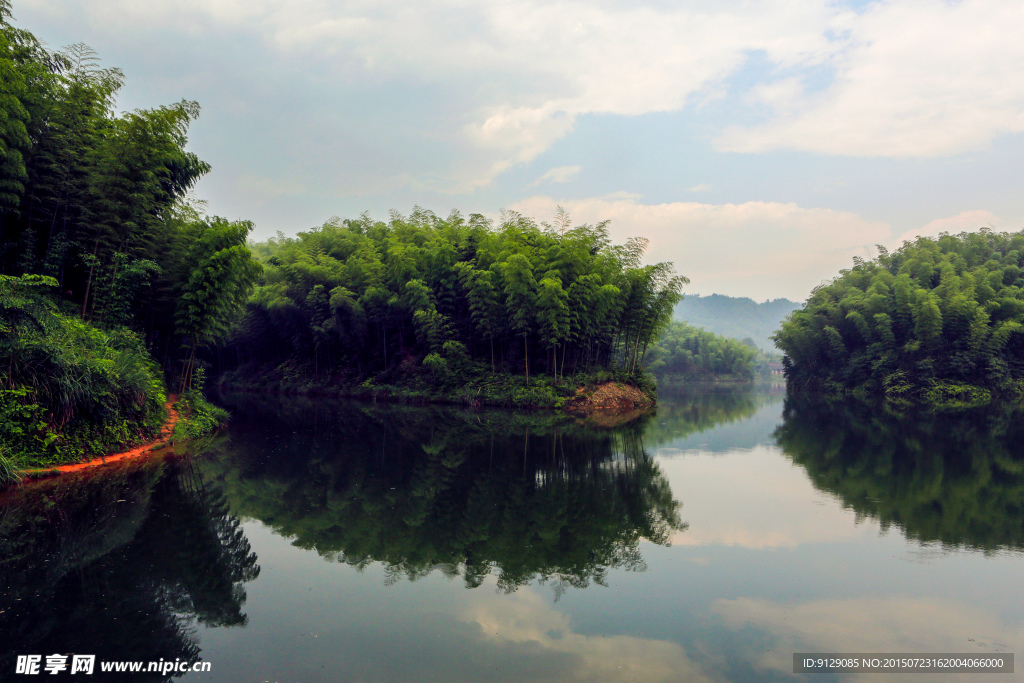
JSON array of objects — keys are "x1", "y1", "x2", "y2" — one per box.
[{"x1": 18, "y1": 396, "x2": 181, "y2": 482}]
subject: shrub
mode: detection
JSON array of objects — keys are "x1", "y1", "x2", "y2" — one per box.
[
  {"x1": 172, "y1": 391, "x2": 230, "y2": 442},
  {"x1": 0, "y1": 445, "x2": 22, "y2": 486},
  {"x1": 1, "y1": 275, "x2": 167, "y2": 466}
]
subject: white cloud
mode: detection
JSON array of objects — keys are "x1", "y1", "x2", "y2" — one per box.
[
  {"x1": 892, "y1": 209, "x2": 1003, "y2": 244},
  {"x1": 264, "y1": 0, "x2": 1024, "y2": 170},
  {"x1": 719, "y1": 0, "x2": 1024, "y2": 157},
  {"x1": 529, "y1": 165, "x2": 581, "y2": 187},
  {"x1": 715, "y1": 596, "x2": 1021, "y2": 680},
  {"x1": 20, "y1": 0, "x2": 1024, "y2": 193},
  {"x1": 18, "y1": 0, "x2": 832, "y2": 188},
  {"x1": 511, "y1": 194, "x2": 891, "y2": 300},
  {"x1": 688, "y1": 183, "x2": 712, "y2": 193}
]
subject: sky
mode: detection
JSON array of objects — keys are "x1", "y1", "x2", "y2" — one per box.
[{"x1": 11, "y1": 0, "x2": 1024, "y2": 301}]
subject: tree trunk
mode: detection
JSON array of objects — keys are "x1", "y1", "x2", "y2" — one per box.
[
  {"x1": 81, "y1": 238, "x2": 101, "y2": 319},
  {"x1": 524, "y1": 335, "x2": 530, "y2": 384}
]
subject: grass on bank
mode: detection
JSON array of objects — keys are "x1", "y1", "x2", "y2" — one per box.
[
  {"x1": 172, "y1": 389, "x2": 230, "y2": 442},
  {"x1": 1, "y1": 319, "x2": 168, "y2": 470},
  {"x1": 1, "y1": 276, "x2": 228, "y2": 478},
  {"x1": 0, "y1": 445, "x2": 21, "y2": 486}
]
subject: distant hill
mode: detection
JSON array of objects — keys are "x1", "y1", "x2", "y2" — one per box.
[{"x1": 674, "y1": 294, "x2": 801, "y2": 351}]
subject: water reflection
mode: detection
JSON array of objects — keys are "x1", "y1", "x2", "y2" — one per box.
[
  {"x1": 0, "y1": 456, "x2": 260, "y2": 678},
  {"x1": 644, "y1": 384, "x2": 785, "y2": 452},
  {"x1": 775, "y1": 396, "x2": 1024, "y2": 551},
  {"x1": 715, "y1": 594, "x2": 1021, "y2": 680},
  {"x1": 203, "y1": 395, "x2": 684, "y2": 595}
]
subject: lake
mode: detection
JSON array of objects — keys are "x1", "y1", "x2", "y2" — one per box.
[{"x1": 1, "y1": 386, "x2": 1021, "y2": 682}]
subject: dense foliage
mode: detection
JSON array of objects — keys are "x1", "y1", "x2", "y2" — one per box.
[
  {"x1": 171, "y1": 389, "x2": 230, "y2": 443},
  {"x1": 0, "y1": 5, "x2": 259, "y2": 470},
  {"x1": 1, "y1": 274, "x2": 166, "y2": 469},
  {"x1": 0, "y1": 2, "x2": 261, "y2": 375},
  {"x1": 775, "y1": 229, "x2": 1024, "y2": 402},
  {"x1": 2, "y1": 2, "x2": 212, "y2": 344},
  {"x1": 646, "y1": 319, "x2": 761, "y2": 381},
  {"x1": 0, "y1": 2, "x2": 261, "y2": 366},
  {"x1": 674, "y1": 294, "x2": 798, "y2": 351},
  {"x1": 776, "y1": 395, "x2": 1024, "y2": 551},
  {"x1": 225, "y1": 209, "x2": 685, "y2": 389}
]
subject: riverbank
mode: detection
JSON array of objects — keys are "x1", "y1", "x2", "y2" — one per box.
[
  {"x1": 5, "y1": 391, "x2": 229, "y2": 487},
  {"x1": 217, "y1": 366, "x2": 657, "y2": 412},
  {"x1": 14, "y1": 397, "x2": 180, "y2": 484}
]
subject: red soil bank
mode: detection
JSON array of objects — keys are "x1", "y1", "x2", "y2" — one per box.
[{"x1": 19, "y1": 396, "x2": 180, "y2": 481}]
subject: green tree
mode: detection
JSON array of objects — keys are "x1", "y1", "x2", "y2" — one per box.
[
  {"x1": 775, "y1": 229, "x2": 1024, "y2": 401},
  {"x1": 536, "y1": 271, "x2": 569, "y2": 378},
  {"x1": 501, "y1": 253, "x2": 537, "y2": 382},
  {"x1": 175, "y1": 217, "x2": 262, "y2": 391}
]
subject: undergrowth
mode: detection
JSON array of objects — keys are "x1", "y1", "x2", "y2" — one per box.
[
  {"x1": 1, "y1": 275, "x2": 167, "y2": 468},
  {"x1": 172, "y1": 390, "x2": 230, "y2": 441}
]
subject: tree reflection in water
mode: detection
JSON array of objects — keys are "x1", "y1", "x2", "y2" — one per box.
[
  {"x1": 0, "y1": 456, "x2": 259, "y2": 679},
  {"x1": 641, "y1": 383, "x2": 784, "y2": 449},
  {"x1": 775, "y1": 395, "x2": 1024, "y2": 552},
  {"x1": 203, "y1": 395, "x2": 685, "y2": 596}
]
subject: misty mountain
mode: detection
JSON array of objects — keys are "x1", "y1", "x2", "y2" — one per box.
[{"x1": 674, "y1": 294, "x2": 801, "y2": 351}]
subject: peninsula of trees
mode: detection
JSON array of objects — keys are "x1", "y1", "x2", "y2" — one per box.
[
  {"x1": 775, "y1": 229, "x2": 1024, "y2": 403},
  {"x1": 221, "y1": 209, "x2": 686, "y2": 405}
]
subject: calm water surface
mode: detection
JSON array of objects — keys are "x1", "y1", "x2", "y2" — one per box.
[{"x1": 2, "y1": 387, "x2": 1022, "y2": 682}]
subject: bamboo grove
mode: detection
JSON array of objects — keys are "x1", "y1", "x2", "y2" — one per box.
[
  {"x1": 774, "y1": 229, "x2": 1024, "y2": 401},
  {"x1": 231, "y1": 208, "x2": 687, "y2": 383},
  {"x1": 1, "y1": 4, "x2": 260, "y2": 472},
  {"x1": 0, "y1": 2, "x2": 260, "y2": 379},
  {"x1": 646, "y1": 320, "x2": 762, "y2": 381}
]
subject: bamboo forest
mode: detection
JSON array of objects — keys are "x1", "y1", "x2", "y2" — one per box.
[{"x1": 2, "y1": 3, "x2": 1022, "y2": 682}]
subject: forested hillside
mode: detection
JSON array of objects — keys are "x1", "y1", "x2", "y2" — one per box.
[
  {"x1": 674, "y1": 294, "x2": 799, "y2": 350},
  {"x1": 646, "y1": 320, "x2": 761, "y2": 382},
  {"x1": 775, "y1": 229, "x2": 1024, "y2": 403},
  {"x1": 0, "y1": 3, "x2": 259, "y2": 477},
  {"x1": 222, "y1": 209, "x2": 686, "y2": 402}
]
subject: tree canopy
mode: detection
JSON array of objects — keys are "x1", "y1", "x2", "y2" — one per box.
[
  {"x1": 646, "y1": 319, "x2": 762, "y2": 381},
  {"x1": 774, "y1": 229, "x2": 1024, "y2": 402},
  {"x1": 229, "y1": 208, "x2": 685, "y2": 383},
  {"x1": 0, "y1": 7, "x2": 254, "y2": 375}
]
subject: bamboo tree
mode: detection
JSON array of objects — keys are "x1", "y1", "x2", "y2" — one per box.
[
  {"x1": 174, "y1": 217, "x2": 262, "y2": 391},
  {"x1": 501, "y1": 253, "x2": 537, "y2": 383},
  {"x1": 536, "y1": 272, "x2": 569, "y2": 378}
]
